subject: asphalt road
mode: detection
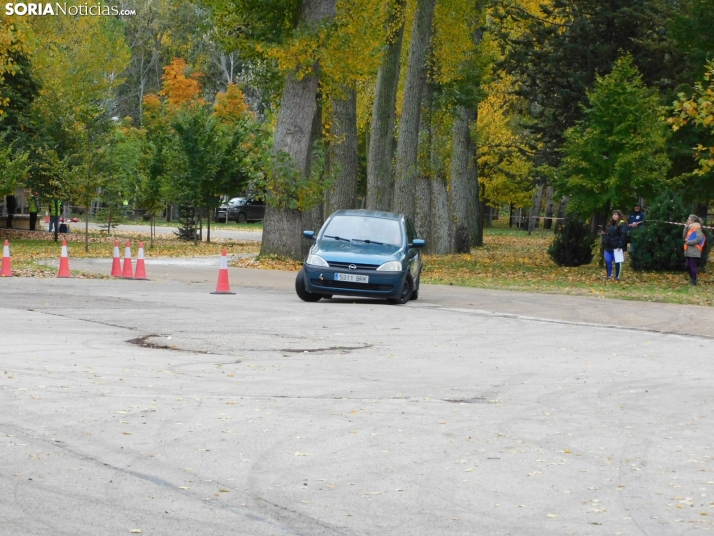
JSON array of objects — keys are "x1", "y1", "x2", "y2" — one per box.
[
  {"x1": 2, "y1": 267, "x2": 714, "y2": 535},
  {"x1": 79, "y1": 222, "x2": 263, "y2": 242}
]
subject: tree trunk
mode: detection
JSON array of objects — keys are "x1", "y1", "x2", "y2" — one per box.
[
  {"x1": 392, "y1": 0, "x2": 436, "y2": 220},
  {"x1": 480, "y1": 182, "x2": 490, "y2": 231},
  {"x1": 262, "y1": 206, "x2": 304, "y2": 259},
  {"x1": 543, "y1": 185, "x2": 554, "y2": 230},
  {"x1": 463, "y1": 9, "x2": 486, "y2": 248},
  {"x1": 431, "y1": 177, "x2": 450, "y2": 255},
  {"x1": 366, "y1": 0, "x2": 406, "y2": 212},
  {"x1": 325, "y1": 86, "x2": 358, "y2": 216},
  {"x1": 84, "y1": 199, "x2": 89, "y2": 252},
  {"x1": 415, "y1": 82, "x2": 434, "y2": 249},
  {"x1": 557, "y1": 195, "x2": 570, "y2": 219},
  {"x1": 449, "y1": 106, "x2": 477, "y2": 253},
  {"x1": 485, "y1": 205, "x2": 493, "y2": 227},
  {"x1": 260, "y1": 0, "x2": 337, "y2": 259},
  {"x1": 207, "y1": 211, "x2": 211, "y2": 243},
  {"x1": 301, "y1": 90, "x2": 326, "y2": 259},
  {"x1": 527, "y1": 183, "x2": 544, "y2": 234}
]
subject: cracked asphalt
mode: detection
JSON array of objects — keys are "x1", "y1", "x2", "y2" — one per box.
[{"x1": 2, "y1": 266, "x2": 714, "y2": 535}]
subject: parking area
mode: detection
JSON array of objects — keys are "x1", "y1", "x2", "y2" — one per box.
[{"x1": 2, "y1": 275, "x2": 714, "y2": 535}]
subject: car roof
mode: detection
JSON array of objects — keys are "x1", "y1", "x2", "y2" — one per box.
[{"x1": 331, "y1": 209, "x2": 403, "y2": 221}]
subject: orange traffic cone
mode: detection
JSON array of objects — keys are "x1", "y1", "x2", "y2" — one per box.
[
  {"x1": 57, "y1": 239, "x2": 72, "y2": 278},
  {"x1": 111, "y1": 239, "x2": 122, "y2": 277},
  {"x1": 133, "y1": 241, "x2": 148, "y2": 280},
  {"x1": 44, "y1": 211, "x2": 50, "y2": 224},
  {"x1": 211, "y1": 249, "x2": 235, "y2": 294},
  {"x1": 121, "y1": 241, "x2": 133, "y2": 279},
  {"x1": 1, "y1": 240, "x2": 13, "y2": 277}
]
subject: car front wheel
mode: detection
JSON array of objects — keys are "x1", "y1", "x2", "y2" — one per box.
[
  {"x1": 387, "y1": 272, "x2": 414, "y2": 305},
  {"x1": 410, "y1": 275, "x2": 420, "y2": 300},
  {"x1": 295, "y1": 269, "x2": 322, "y2": 302}
]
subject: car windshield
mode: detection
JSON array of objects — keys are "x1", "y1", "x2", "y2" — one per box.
[
  {"x1": 322, "y1": 215, "x2": 403, "y2": 246},
  {"x1": 230, "y1": 198, "x2": 246, "y2": 205}
]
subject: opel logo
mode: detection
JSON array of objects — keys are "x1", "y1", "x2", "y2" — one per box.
[{"x1": 349, "y1": 264, "x2": 357, "y2": 271}]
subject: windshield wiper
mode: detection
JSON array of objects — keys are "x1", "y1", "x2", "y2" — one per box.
[
  {"x1": 324, "y1": 234, "x2": 350, "y2": 242},
  {"x1": 352, "y1": 238, "x2": 385, "y2": 245}
]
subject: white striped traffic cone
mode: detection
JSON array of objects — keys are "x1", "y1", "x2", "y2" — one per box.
[
  {"x1": 1, "y1": 240, "x2": 12, "y2": 277},
  {"x1": 57, "y1": 240, "x2": 72, "y2": 278},
  {"x1": 133, "y1": 242, "x2": 148, "y2": 280},
  {"x1": 121, "y1": 241, "x2": 133, "y2": 279},
  {"x1": 211, "y1": 249, "x2": 235, "y2": 294},
  {"x1": 111, "y1": 239, "x2": 122, "y2": 277}
]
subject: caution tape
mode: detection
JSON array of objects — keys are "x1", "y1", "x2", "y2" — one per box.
[
  {"x1": 509, "y1": 216, "x2": 713, "y2": 230},
  {"x1": 643, "y1": 219, "x2": 714, "y2": 231}
]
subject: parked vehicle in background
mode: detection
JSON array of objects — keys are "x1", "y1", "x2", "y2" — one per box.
[
  {"x1": 295, "y1": 209, "x2": 425, "y2": 305},
  {"x1": 214, "y1": 199, "x2": 230, "y2": 223},
  {"x1": 227, "y1": 197, "x2": 265, "y2": 223}
]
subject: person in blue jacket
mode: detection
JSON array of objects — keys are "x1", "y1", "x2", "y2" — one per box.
[
  {"x1": 628, "y1": 203, "x2": 645, "y2": 229},
  {"x1": 627, "y1": 203, "x2": 645, "y2": 254}
]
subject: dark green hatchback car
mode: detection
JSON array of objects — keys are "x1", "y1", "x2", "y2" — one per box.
[{"x1": 295, "y1": 210, "x2": 425, "y2": 305}]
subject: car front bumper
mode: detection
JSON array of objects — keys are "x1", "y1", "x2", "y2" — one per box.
[{"x1": 303, "y1": 264, "x2": 406, "y2": 299}]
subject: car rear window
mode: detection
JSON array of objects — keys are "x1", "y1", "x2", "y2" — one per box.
[{"x1": 322, "y1": 216, "x2": 403, "y2": 246}]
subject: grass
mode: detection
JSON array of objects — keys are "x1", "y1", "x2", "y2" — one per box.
[
  {"x1": 1, "y1": 228, "x2": 259, "y2": 276},
  {"x1": 4, "y1": 222, "x2": 711, "y2": 306},
  {"x1": 420, "y1": 223, "x2": 712, "y2": 307}
]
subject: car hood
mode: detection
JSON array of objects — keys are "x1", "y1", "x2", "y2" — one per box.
[{"x1": 313, "y1": 240, "x2": 403, "y2": 264}]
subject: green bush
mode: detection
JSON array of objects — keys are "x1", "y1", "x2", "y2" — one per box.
[
  {"x1": 548, "y1": 218, "x2": 595, "y2": 266},
  {"x1": 174, "y1": 204, "x2": 198, "y2": 241},
  {"x1": 630, "y1": 190, "x2": 711, "y2": 271},
  {"x1": 94, "y1": 207, "x2": 125, "y2": 232}
]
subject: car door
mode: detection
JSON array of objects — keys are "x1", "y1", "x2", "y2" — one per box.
[
  {"x1": 405, "y1": 218, "x2": 421, "y2": 280},
  {"x1": 248, "y1": 199, "x2": 265, "y2": 221},
  {"x1": 245, "y1": 199, "x2": 258, "y2": 221}
]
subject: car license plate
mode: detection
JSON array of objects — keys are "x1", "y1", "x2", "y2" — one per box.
[{"x1": 335, "y1": 273, "x2": 369, "y2": 284}]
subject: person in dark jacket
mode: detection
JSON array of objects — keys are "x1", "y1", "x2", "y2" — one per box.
[
  {"x1": 628, "y1": 203, "x2": 645, "y2": 228},
  {"x1": 601, "y1": 210, "x2": 629, "y2": 281},
  {"x1": 5, "y1": 195, "x2": 17, "y2": 229}
]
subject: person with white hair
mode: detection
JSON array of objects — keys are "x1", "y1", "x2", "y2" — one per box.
[{"x1": 683, "y1": 214, "x2": 706, "y2": 286}]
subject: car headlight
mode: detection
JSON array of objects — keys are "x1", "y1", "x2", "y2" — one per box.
[
  {"x1": 376, "y1": 260, "x2": 403, "y2": 272},
  {"x1": 306, "y1": 255, "x2": 329, "y2": 267}
]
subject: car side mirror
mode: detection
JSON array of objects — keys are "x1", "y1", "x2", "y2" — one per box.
[
  {"x1": 411, "y1": 239, "x2": 426, "y2": 248},
  {"x1": 303, "y1": 230, "x2": 315, "y2": 240}
]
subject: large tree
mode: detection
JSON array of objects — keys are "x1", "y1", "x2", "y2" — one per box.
[
  {"x1": 260, "y1": 0, "x2": 337, "y2": 259},
  {"x1": 393, "y1": 0, "x2": 437, "y2": 221},
  {"x1": 0, "y1": 19, "x2": 40, "y2": 146},
  {"x1": 555, "y1": 56, "x2": 671, "y2": 217},
  {"x1": 492, "y1": 0, "x2": 677, "y2": 166},
  {"x1": 366, "y1": 0, "x2": 406, "y2": 212}
]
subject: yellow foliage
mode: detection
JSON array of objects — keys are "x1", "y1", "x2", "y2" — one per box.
[
  {"x1": 477, "y1": 74, "x2": 535, "y2": 207},
  {"x1": 321, "y1": 0, "x2": 390, "y2": 88},
  {"x1": 432, "y1": 0, "x2": 480, "y2": 86},
  {"x1": 213, "y1": 83, "x2": 252, "y2": 123},
  {"x1": 0, "y1": 16, "x2": 33, "y2": 115},
  {"x1": 22, "y1": 14, "x2": 129, "y2": 128},
  {"x1": 159, "y1": 58, "x2": 204, "y2": 108},
  {"x1": 670, "y1": 63, "x2": 714, "y2": 174}
]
